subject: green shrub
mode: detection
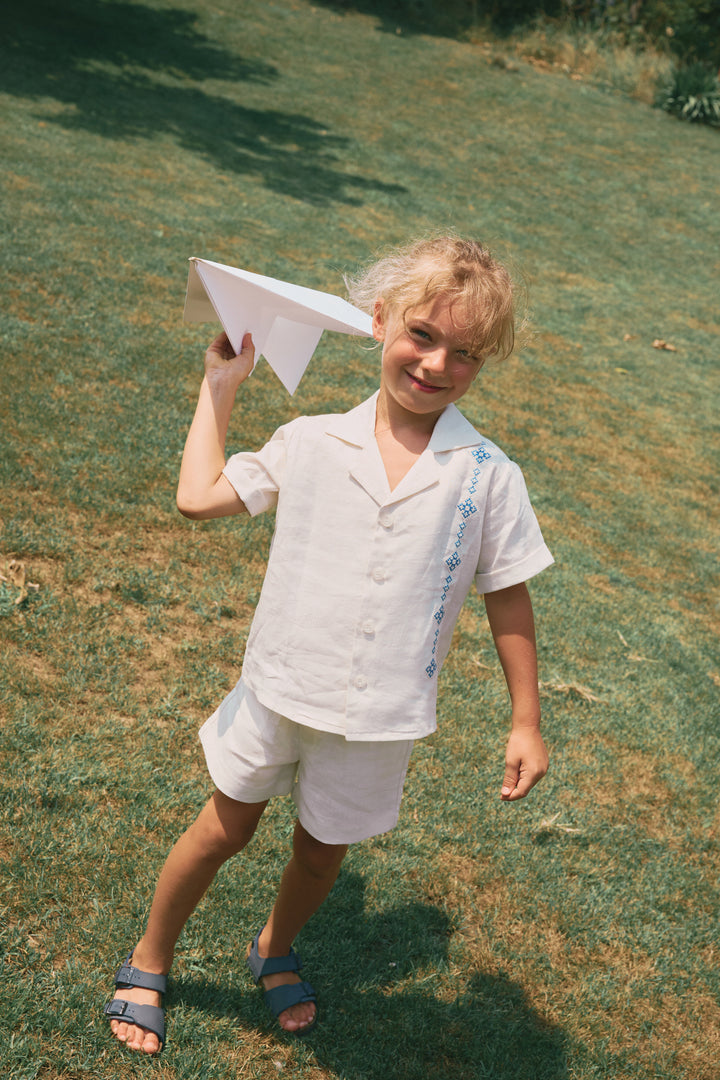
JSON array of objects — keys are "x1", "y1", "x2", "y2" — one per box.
[
  {"x1": 558, "y1": 1, "x2": 720, "y2": 65},
  {"x1": 658, "y1": 61, "x2": 720, "y2": 125}
]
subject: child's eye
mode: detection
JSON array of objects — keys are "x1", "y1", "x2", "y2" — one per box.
[{"x1": 410, "y1": 326, "x2": 432, "y2": 341}]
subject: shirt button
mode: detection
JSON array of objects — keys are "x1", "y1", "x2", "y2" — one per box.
[
  {"x1": 354, "y1": 674, "x2": 367, "y2": 690},
  {"x1": 371, "y1": 567, "x2": 386, "y2": 583},
  {"x1": 362, "y1": 619, "x2": 375, "y2": 636},
  {"x1": 378, "y1": 512, "x2": 393, "y2": 529}
]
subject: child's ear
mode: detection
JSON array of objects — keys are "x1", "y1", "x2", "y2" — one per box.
[{"x1": 372, "y1": 298, "x2": 386, "y2": 342}]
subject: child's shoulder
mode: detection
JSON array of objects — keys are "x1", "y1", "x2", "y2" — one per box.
[
  {"x1": 440, "y1": 404, "x2": 511, "y2": 467},
  {"x1": 275, "y1": 394, "x2": 375, "y2": 444},
  {"x1": 275, "y1": 409, "x2": 348, "y2": 440}
]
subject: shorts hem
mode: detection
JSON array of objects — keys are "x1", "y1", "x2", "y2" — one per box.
[{"x1": 295, "y1": 801, "x2": 400, "y2": 845}]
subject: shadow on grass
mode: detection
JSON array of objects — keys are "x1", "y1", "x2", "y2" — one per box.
[
  {"x1": 3, "y1": 0, "x2": 406, "y2": 207},
  {"x1": 172, "y1": 873, "x2": 568, "y2": 1079},
  {"x1": 311, "y1": 0, "x2": 562, "y2": 38}
]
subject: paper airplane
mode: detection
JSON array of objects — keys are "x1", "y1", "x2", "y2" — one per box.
[{"x1": 183, "y1": 258, "x2": 374, "y2": 394}]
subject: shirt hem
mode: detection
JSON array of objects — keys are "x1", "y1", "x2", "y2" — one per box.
[{"x1": 248, "y1": 678, "x2": 435, "y2": 742}]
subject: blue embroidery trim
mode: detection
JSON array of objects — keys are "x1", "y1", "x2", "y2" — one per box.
[{"x1": 425, "y1": 444, "x2": 493, "y2": 679}]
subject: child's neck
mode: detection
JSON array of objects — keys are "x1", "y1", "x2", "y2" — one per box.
[{"x1": 374, "y1": 389, "x2": 443, "y2": 491}]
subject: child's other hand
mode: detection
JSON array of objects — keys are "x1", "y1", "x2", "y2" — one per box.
[
  {"x1": 501, "y1": 726, "x2": 548, "y2": 801},
  {"x1": 204, "y1": 331, "x2": 255, "y2": 388}
]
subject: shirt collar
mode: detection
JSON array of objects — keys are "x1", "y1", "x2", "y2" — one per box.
[{"x1": 325, "y1": 392, "x2": 483, "y2": 453}]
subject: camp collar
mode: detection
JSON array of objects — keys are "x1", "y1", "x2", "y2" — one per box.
[{"x1": 324, "y1": 391, "x2": 483, "y2": 453}]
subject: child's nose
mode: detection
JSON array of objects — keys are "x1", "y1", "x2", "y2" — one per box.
[{"x1": 422, "y1": 347, "x2": 450, "y2": 372}]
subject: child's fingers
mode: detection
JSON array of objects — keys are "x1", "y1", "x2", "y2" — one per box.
[
  {"x1": 500, "y1": 759, "x2": 546, "y2": 801},
  {"x1": 500, "y1": 764, "x2": 521, "y2": 800},
  {"x1": 208, "y1": 331, "x2": 234, "y2": 357},
  {"x1": 501, "y1": 728, "x2": 548, "y2": 801},
  {"x1": 205, "y1": 332, "x2": 255, "y2": 375},
  {"x1": 239, "y1": 332, "x2": 255, "y2": 360}
]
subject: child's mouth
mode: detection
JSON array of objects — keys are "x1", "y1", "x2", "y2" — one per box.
[{"x1": 407, "y1": 372, "x2": 445, "y2": 393}]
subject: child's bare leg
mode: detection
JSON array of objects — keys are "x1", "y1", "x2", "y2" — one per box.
[
  {"x1": 253, "y1": 820, "x2": 348, "y2": 1033},
  {"x1": 110, "y1": 790, "x2": 267, "y2": 1054}
]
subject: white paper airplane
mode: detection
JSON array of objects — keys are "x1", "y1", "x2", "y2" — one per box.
[{"x1": 183, "y1": 258, "x2": 374, "y2": 394}]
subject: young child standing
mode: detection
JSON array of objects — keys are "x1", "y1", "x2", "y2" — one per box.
[{"x1": 105, "y1": 236, "x2": 553, "y2": 1054}]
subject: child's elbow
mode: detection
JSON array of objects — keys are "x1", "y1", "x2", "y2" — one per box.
[
  {"x1": 176, "y1": 484, "x2": 247, "y2": 519},
  {"x1": 176, "y1": 491, "x2": 206, "y2": 519}
]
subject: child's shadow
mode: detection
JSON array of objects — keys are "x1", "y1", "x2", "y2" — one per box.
[{"x1": 175, "y1": 872, "x2": 568, "y2": 1080}]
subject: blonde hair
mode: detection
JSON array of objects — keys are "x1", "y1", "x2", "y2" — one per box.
[{"x1": 345, "y1": 235, "x2": 517, "y2": 363}]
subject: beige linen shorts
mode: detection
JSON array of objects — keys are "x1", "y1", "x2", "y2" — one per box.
[{"x1": 199, "y1": 679, "x2": 414, "y2": 845}]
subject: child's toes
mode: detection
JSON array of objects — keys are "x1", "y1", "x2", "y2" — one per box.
[
  {"x1": 106, "y1": 985, "x2": 164, "y2": 1052},
  {"x1": 279, "y1": 1001, "x2": 316, "y2": 1032},
  {"x1": 110, "y1": 1019, "x2": 127, "y2": 1041},
  {"x1": 126, "y1": 1025, "x2": 145, "y2": 1051},
  {"x1": 129, "y1": 1026, "x2": 160, "y2": 1054}
]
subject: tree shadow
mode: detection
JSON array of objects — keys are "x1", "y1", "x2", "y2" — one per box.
[
  {"x1": 310, "y1": 0, "x2": 563, "y2": 39},
  {"x1": 3, "y1": 0, "x2": 407, "y2": 207},
  {"x1": 173, "y1": 872, "x2": 569, "y2": 1079}
]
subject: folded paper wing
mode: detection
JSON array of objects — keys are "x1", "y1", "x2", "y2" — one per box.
[{"x1": 183, "y1": 258, "x2": 374, "y2": 394}]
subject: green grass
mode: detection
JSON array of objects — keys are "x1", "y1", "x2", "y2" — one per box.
[{"x1": 1, "y1": 2, "x2": 719, "y2": 1078}]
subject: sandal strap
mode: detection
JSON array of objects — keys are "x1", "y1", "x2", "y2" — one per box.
[
  {"x1": 263, "y1": 980, "x2": 316, "y2": 1020},
  {"x1": 114, "y1": 953, "x2": 167, "y2": 995},
  {"x1": 104, "y1": 999, "x2": 166, "y2": 1048},
  {"x1": 247, "y1": 931, "x2": 302, "y2": 982}
]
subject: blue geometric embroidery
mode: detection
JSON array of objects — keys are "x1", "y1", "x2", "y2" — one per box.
[{"x1": 425, "y1": 442, "x2": 493, "y2": 678}]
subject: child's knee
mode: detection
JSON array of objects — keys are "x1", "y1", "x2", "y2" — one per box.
[
  {"x1": 193, "y1": 792, "x2": 266, "y2": 858},
  {"x1": 293, "y1": 822, "x2": 348, "y2": 877}
]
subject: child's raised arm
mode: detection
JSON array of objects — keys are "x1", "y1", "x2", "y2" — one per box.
[
  {"x1": 176, "y1": 332, "x2": 255, "y2": 520},
  {"x1": 484, "y1": 582, "x2": 549, "y2": 802}
]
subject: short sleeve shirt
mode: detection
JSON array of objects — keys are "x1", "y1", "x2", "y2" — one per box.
[{"x1": 223, "y1": 392, "x2": 553, "y2": 741}]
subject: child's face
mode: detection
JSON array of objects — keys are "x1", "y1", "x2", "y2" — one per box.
[{"x1": 373, "y1": 295, "x2": 483, "y2": 419}]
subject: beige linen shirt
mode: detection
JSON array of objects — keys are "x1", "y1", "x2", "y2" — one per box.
[{"x1": 222, "y1": 392, "x2": 553, "y2": 742}]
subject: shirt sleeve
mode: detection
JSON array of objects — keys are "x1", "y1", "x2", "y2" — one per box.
[
  {"x1": 222, "y1": 424, "x2": 290, "y2": 517},
  {"x1": 474, "y1": 462, "x2": 554, "y2": 594}
]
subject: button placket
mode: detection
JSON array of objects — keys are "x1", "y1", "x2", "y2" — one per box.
[{"x1": 346, "y1": 503, "x2": 398, "y2": 729}]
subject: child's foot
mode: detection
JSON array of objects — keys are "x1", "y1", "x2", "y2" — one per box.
[
  {"x1": 105, "y1": 946, "x2": 167, "y2": 1054},
  {"x1": 108, "y1": 986, "x2": 163, "y2": 1053},
  {"x1": 249, "y1": 930, "x2": 317, "y2": 1034}
]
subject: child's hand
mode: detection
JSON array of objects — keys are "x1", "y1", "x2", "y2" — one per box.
[
  {"x1": 501, "y1": 726, "x2": 548, "y2": 801},
  {"x1": 204, "y1": 331, "x2": 255, "y2": 389}
]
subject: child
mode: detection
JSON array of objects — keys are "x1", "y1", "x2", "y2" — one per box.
[{"x1": 105, "y1": 236, "x2": 553, "y2": 1054}]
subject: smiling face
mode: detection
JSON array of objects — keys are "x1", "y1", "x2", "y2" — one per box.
[{"x1": 374, "y1": 294, "x2": 484, "y2": 426}]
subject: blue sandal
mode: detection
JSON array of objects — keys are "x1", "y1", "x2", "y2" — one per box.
[
  {"x1": 103, "y1": 952, "x2": 167, "y2": 1052},
  {"x1": 246, "y1": 930, "x2": 318, "y2": 1035}
]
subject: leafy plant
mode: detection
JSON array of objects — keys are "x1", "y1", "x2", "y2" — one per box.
[
  {"x1": 658, "y1": 61, "x2": 720, "y2": 125},
  {"x1": 531, "y1": 1, "x2": 720, "y2": 65}
]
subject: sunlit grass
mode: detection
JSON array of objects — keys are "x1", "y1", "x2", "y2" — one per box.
[{"x1": 1, "y1": 2, "x2": 719, "y2": 1078}]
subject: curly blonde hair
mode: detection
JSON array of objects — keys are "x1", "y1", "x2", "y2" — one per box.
[{"x1": 345, "y1": 236, "x2": 517, "y2": 363}]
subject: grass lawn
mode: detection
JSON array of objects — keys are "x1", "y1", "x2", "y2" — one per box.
[{"x1": 1, "y1": 1, "x2": 719, "y2": 1077}]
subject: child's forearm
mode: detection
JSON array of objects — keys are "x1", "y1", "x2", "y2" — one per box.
[
  {"x1": 176, "y1": 377, "x2": 236, "y2": 514},
  {"x1": 484, "y1": 581, "x2": 548, "y2": 800},
  {"x1": 484, "y1": 582, "x2": 541, "y2": 727},
  {"x1": 176, "y1": 333, "x2": 254, "y2": 519}
]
